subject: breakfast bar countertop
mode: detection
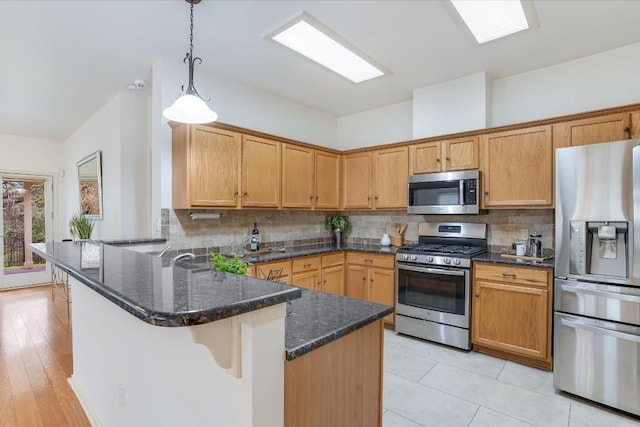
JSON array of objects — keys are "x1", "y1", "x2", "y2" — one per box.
[{"x1": 30, "y1": 241, "x2": 301, "y2": 327}]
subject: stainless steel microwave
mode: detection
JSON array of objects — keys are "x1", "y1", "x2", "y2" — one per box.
[{"x1": 407, "y1": 170, "x2": 480, "y2": 214}]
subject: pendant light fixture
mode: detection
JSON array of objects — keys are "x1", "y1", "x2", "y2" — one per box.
[{"x1": 162, "y1": 0, "x2": 218, "y2": 124}]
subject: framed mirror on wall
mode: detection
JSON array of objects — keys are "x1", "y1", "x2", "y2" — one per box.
[{"x1": 77, "y1": 150, "x2": 103, "y2": 220}]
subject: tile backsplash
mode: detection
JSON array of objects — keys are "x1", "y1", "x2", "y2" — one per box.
[{"x1": 161, "y1": 208, "x2": 554, "y2": 254}]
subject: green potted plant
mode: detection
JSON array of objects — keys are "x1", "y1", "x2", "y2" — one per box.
[
  {"x1": 325, "y1": 214, "x2": 351, "y2": 248},
  {"x1": 210, "y1": 253, "x2": 251, "y2": 276},
  {"x1": 69, "y1": 213, "x2": 95, "y2": 240}
]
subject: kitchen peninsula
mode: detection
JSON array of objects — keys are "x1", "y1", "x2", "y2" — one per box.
[{"x1": 31, "y1": 241, "x2": 391, "y2": 427}]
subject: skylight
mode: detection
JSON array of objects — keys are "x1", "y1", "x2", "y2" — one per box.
[
  {"x1": 450, "y1": 0, "x2": 530, "y2": 44},
  {"x1": 269, "y1": 14, "x2": 385, "y2": 83}
]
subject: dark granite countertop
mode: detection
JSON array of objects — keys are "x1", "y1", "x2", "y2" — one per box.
[
  {"x1": 30, "y1": 242, "x2": 301, "y2": 327},
  {"x1": 284, "y1": 289, "x2": 392, "y2": 360},
  {"x1": 99, "y1": 238, "x2": 167, "y2": 246},
  {"x1": 473, "y1": 252, "x2": 555, "y2": 269},
  {"x1": 238, "y1": 243, "x2": 398, "y2": 263}
]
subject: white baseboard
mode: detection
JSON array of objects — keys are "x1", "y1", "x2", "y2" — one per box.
[{"x1": 68, "y1": 375, "x2": 103, "y2": 427}]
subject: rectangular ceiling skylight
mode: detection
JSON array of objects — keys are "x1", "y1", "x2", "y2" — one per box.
[
  {"x1": 270, "y1": 15, "x2": 385, "y2": 83},
  {"x1": 450, "y1": 0, "x2": 530, "y2": 44}
]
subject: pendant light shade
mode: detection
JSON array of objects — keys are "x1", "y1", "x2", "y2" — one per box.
[
  {"x1": 162, "y1": 94, "x2": 218, "y2": 124},
  {"x1": 163, "y1": 0, "x2": 218, "y2": 125}
]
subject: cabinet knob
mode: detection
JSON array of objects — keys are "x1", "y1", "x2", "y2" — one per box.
[
  {"x1": 317, "y1": 280, "x2": 322, "y2": 285},
  {"x1": 316, "y1": 195, "x2": 319, "y2": 200},
  {"x1": 234, "y1": 192, "x2": 239, "y2": 196},
  {"x1": 367, "y1": 196, "x2": 371, "y2": 201},
  {"x1": 362, "y1": 277, "x2": 366, "y2": 281},
  {"x1": 304, "y1": 263, "x2": 312, "y2": 268},
  {"x1": 484, "y1": 191, "x2": 489, "y2": 196},
  {"x1": 375, "y1": 196, "x2": 378, "y2": 200},
  {"x1": 243, "y1": 192, "x2": 248, "y2": 196},
  {"x1": 446, "y1": 157, "x2": 450, "y2": 161},
  {"x1": 323, "y1": 280, "x2": 327, "y2": 284},
  {"x1": 436, "y1": 158, "x2": 440, "y2": 163},
  {"x1": 624, "y1": 126, "x2": 630, "y2": 132},
  {"x1": 310, "y1": 195, "x2": 314, "y2": 200},
  {"x1": 475, "y1": 293, "x2": 479, "y2": 298},
  {"x1": 370, "y1": 278, "x2": 374, "y2": 282}
]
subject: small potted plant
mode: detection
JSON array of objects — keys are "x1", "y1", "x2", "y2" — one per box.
[
  {"x1": 325, "y1": 214, "x2": 351, "y2": 248},
  {"x1": 69, "y1": 213, "x2": 95, "y2": 240},
  {"x1": 210, "y1": 253, "x2": 251, "y2": 276}
]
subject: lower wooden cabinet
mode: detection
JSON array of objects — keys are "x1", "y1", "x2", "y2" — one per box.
[
  {"x1": 472, "y1": 262, "x2": 553, "y2": 370},
  {"x1": 346, "y1": 252, "x2": 395, "y2": 325},
  {"x1": 256, "y1": 253, "x2": 344, "y2": 295}
]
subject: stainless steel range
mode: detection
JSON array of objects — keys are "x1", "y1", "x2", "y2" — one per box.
[{"x1": 395, "y1": 222, "x2": 487, "y2": 350}]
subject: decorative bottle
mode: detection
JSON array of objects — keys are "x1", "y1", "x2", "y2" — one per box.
[{"x1": 250, "y1": 222, "x2": 260, "y2": 252}]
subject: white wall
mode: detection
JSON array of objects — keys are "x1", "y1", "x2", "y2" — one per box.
[
  {"x1": 0, "y1": 134, "x2": 63, "y2": 240},
  {"x1": 336, "y1": 101, "x2": 413, "y2": 150},
  {"x1": 63, "y1": 93, "x2": 149, "y2": 240},
  {"x1": 492, "y1": 41, "x2": 640, "y2": 126},
  {"x1": 413, "y1": 72, "x2": 490, "y2": 139}
]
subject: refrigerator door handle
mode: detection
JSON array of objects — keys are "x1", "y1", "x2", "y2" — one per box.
[
  {"x1": 561, "y1": 283, "x2": 640, "y2": 304},
  {"x1": 560, "y1": 316, "x2": 640, "y2": 344}
]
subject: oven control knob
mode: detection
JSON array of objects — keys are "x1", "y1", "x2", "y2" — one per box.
[
  {"x1": 426, "y1": 256, "x2": 433, "y2": 262},
  {"x1": 444, "y1": 258, "x2": 451, "y2": 264},
  {"x1": 402, "y1": 254, "x2": 408, "y2": 261},
  {"x1": 410, "y1": 255, "x2": 418, "y2": 261},
  {"x1": 454, "y1": 258, "x2": 461, "y2": 265}
]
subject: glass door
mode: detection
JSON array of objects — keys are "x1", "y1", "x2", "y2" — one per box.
[{"x1": 0, "y1": 174, "x2": 53, "y2": 289}]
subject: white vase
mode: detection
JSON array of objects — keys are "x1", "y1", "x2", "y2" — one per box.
[{"x1": 381, "y1": 233, "x2": 391, "y2": 246}]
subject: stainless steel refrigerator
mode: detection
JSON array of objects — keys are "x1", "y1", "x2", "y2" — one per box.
[{"x1": 554, "y1": 139, "x2": 640, "y2": 417}]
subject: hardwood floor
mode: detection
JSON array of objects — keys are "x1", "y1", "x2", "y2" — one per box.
[{"x1": 0, "y1": 285, "x2": 89, "y2": 426}]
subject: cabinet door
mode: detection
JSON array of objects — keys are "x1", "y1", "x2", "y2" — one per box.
[
  {"x1": 314, "y1": 151, "x2": 340, "y2": 209},
  {"x1": 373, "y1": 147, "x2": 408, "y2": 209},
  {"x1": 241, "y1": 135, "x2": 281, "y2": 207},
  {"x1": 472, "y1": 281, "x2": 548, "y2": 360},
  {"x1": 291, "y1": 270, "x2": 321, "y2": 291},
  {"x1": 409, "y1": 142, "x2": 441, "y2": 174},
  {"x1": 321, "y1": 264, "x2": 344, "y2": 296},
  {"x1": 553, "y1": 113, "x2": 631, "y2": 148},
  {"x1": 282, "y1": 144, "x2": 314, "y2": 208},
  {"x1": 480, "y1": 125, "x2": 553, "y2": 208},
  {"x1": 345, "y1": 265, "x2": 368, "y2": 300},
  {"x1": 343, "y1": 152, "x2": 372, "y2": 209},
  {"x1": 443, "y1": 136, "x2": 478, "y2": 171},
  {"x1": 368, "y1": 268, "x2": 395, "y2": 324},
  {"x1": 172, "y1": 125, "x2": 241, "y2": 209}
]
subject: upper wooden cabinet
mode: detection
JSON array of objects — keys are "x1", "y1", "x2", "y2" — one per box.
[
  {"x1": 343, "y1": 147, "x2": 408, "y2": 210},
  {"x1": 314, "y1": 151, "x2": 340, "y2": 209},
  {"x1": 282, "y1": 144, "x2": 314, "y2": 208},
  {"x1": 373, "y1": 147, "x2": 408, "y2": 209},
  {"x1": 409, "y1": 136, "x2": 479, "y2": 174},
  {"x1": 281, "y1": 145, "x2": 340, "y2": 209},
  {"x1": 172, "y1": 125, "x2": 241, "y2": 209},
  {"x1": 480, "y1": 125, "x2": 553, "y2": 209},
  {"x1": 343, "y1": 152, "x2": 373, "y2": 209},
  {"x1": 241, "y1": 135, "x2": 281, "y2": 208},
  {"x1": 553, "y1": 113, "x2": 632, "y2": 148}
]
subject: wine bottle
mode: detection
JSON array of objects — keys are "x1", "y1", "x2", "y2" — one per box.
[{"x1": 250, "y1": 222, "x2": 260, "y2": 252}]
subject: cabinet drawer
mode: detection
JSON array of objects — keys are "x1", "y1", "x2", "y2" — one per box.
[
  {"x1": 322, "y1": 252, "x2": 345, "y2": 268},
  {"x1": 255, "y1": 260, "x2": 291, "y2": 280},
  {"x1": 292, "y1": 256, "x2": 321, "y2": 273},
  {"x1": 474, "y1": 263, "x2": 549, "y2": 287},
  {"x1": 346, "y1": 252, "x2": 395, "y2": 269}
]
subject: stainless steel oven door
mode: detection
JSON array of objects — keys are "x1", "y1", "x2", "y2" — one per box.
[{"x1": 396, "y1": 262, "x2": 469, "y2": 328}]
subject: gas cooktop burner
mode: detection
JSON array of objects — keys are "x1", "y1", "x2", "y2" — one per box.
[{"x1": 399, "y1": 244, "x2": 486, "y2": 257}]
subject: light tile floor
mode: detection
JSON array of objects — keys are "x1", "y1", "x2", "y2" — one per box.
[{"x1": 383, "y1": 330, "x2": 640, "y2": 427}]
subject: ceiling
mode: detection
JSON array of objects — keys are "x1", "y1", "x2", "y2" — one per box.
[{"x1": 2, "y1": 0, "x2": 640, "y2": 141}]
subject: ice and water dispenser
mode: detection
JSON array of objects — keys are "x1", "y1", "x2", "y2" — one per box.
[{"x1": 569, "y1": 221, "x2": 629, "y2": 279}]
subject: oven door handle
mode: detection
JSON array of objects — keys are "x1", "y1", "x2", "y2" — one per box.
[{"x1": 397, "y1": 264, "x2": 466, "y2": 277}]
